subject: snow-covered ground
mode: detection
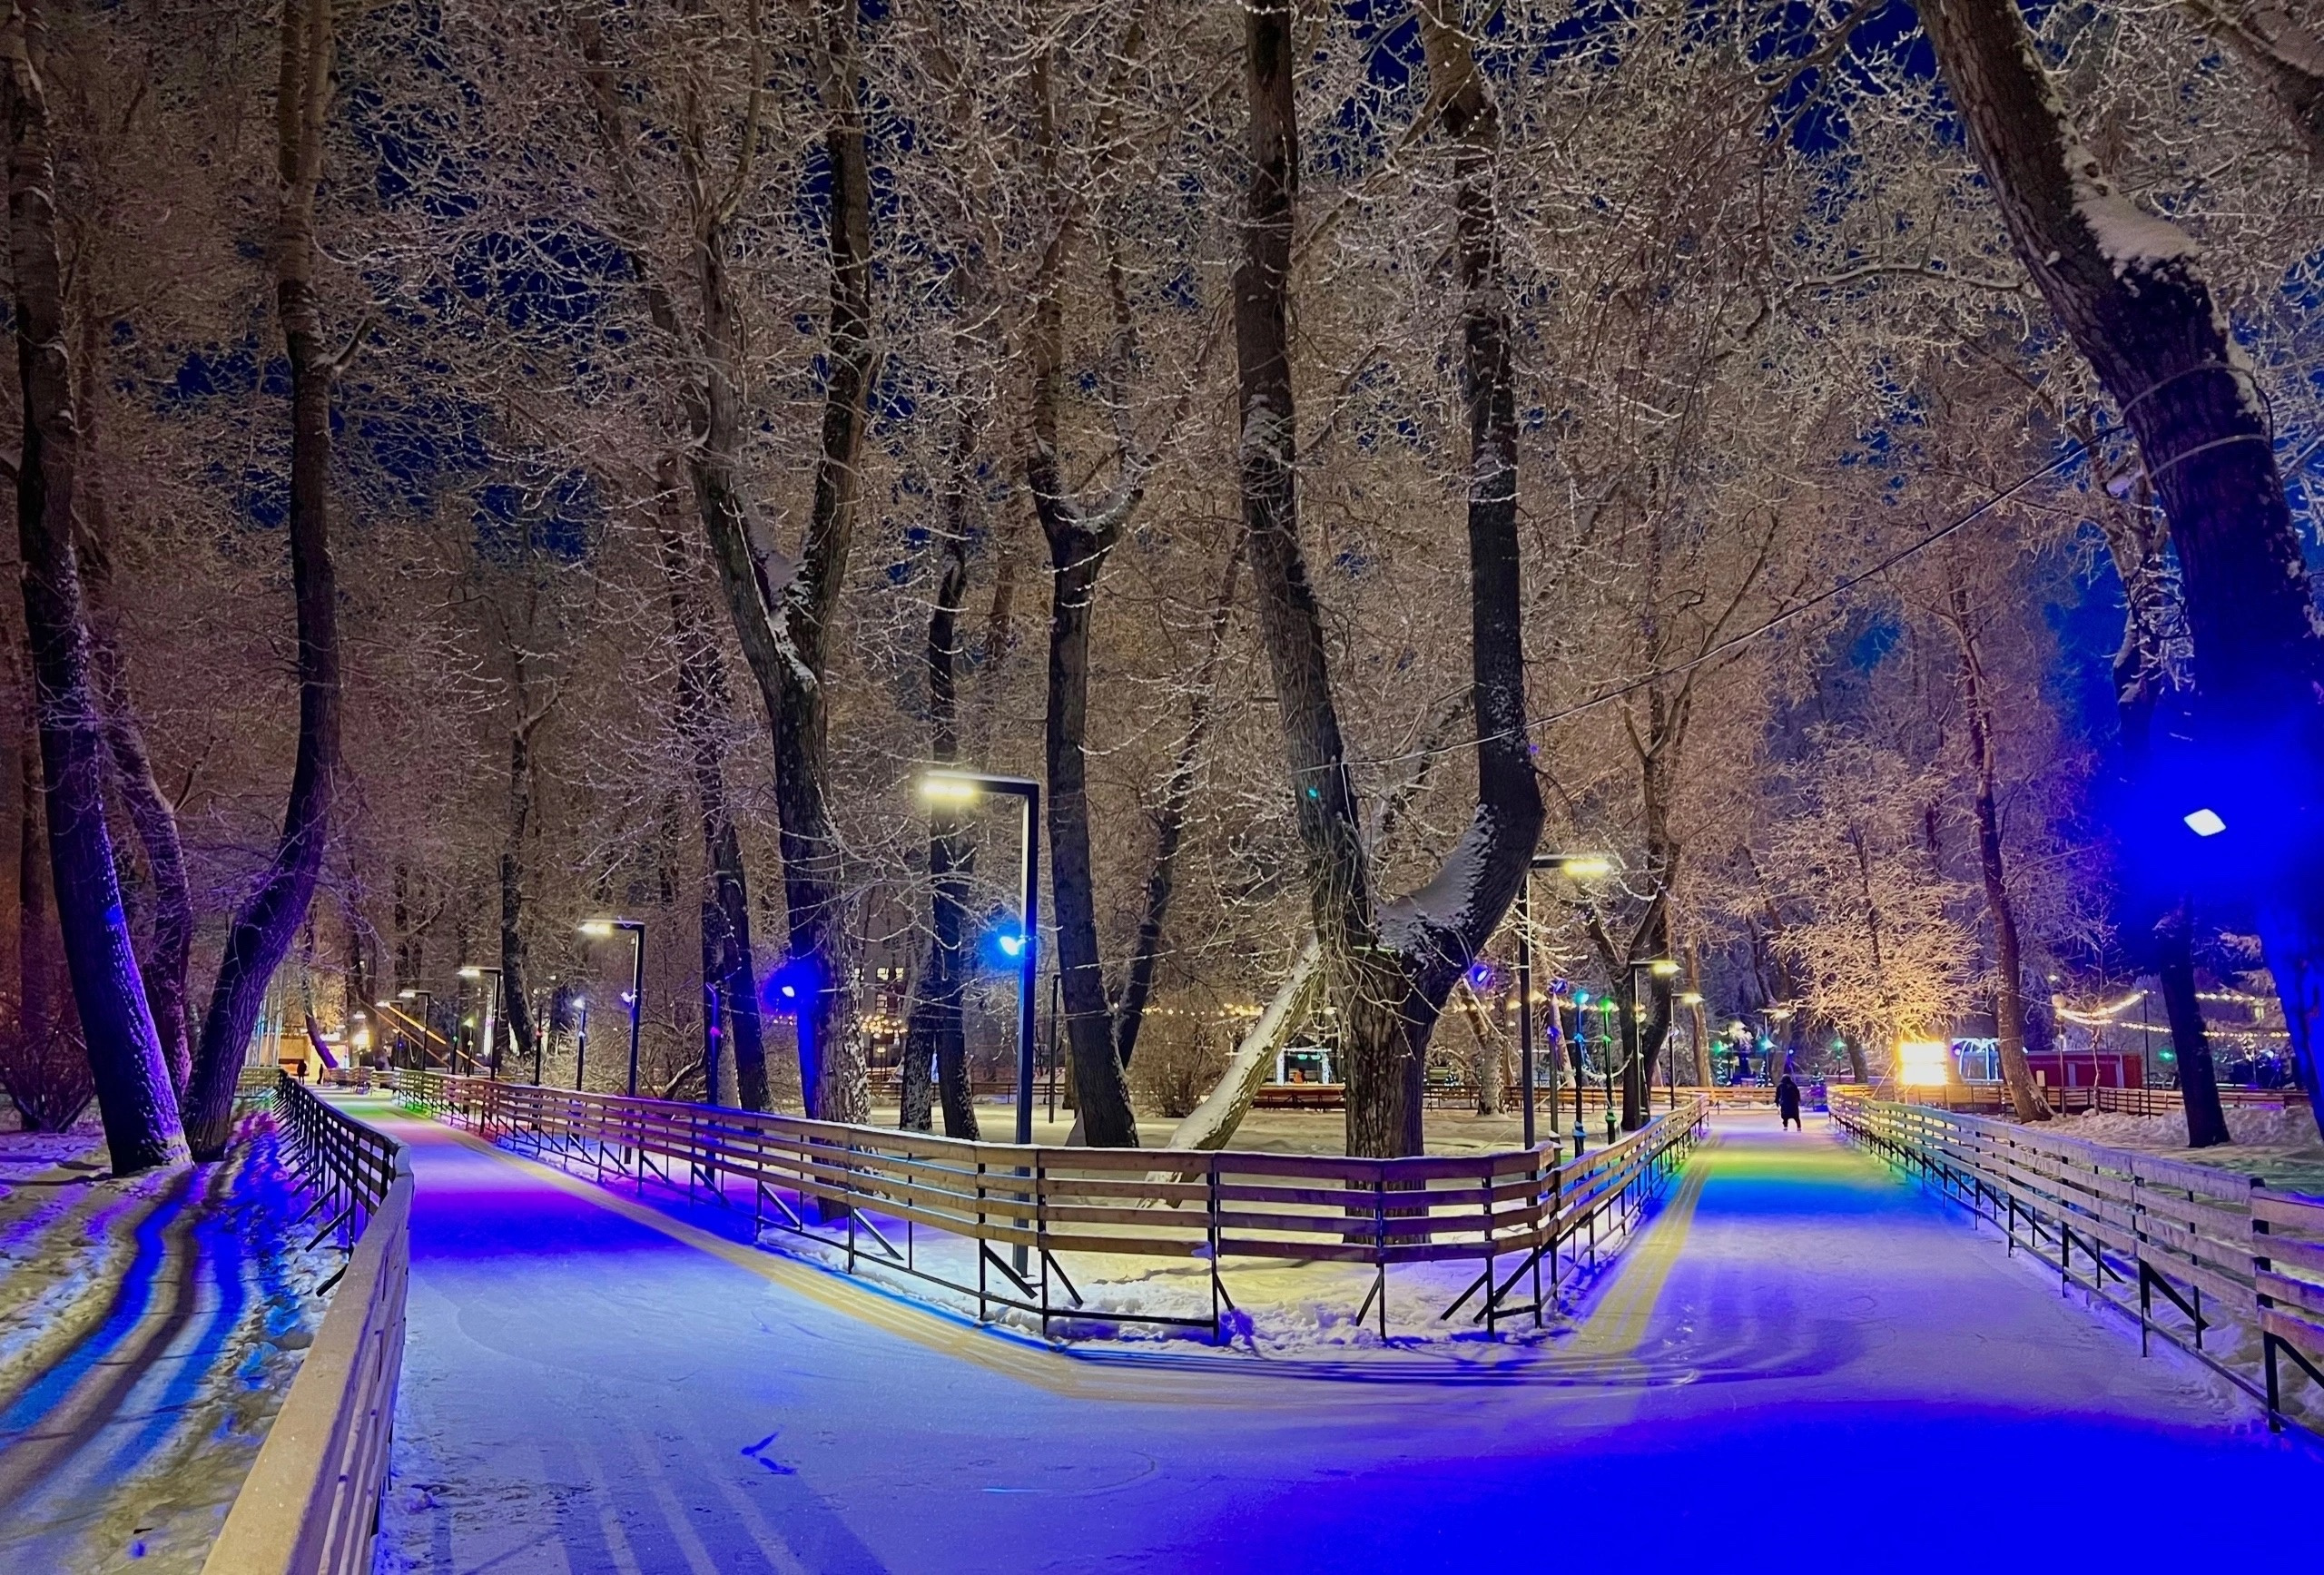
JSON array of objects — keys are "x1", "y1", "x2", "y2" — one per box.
[
  {"x1": 2044, "y1": 1104, "x2": 2324, "y2": 1196},
  {"x1": 0, "y1": 1115, "x2": 339, "y2": 1573},
  {"x1": 375, "y1": 1103, "x2": 2324, "y2": 1574}
]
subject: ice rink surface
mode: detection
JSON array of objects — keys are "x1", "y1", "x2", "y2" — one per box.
[{"x1": 369, "y1": 1099, "x2": 2324, "y2": 1574}]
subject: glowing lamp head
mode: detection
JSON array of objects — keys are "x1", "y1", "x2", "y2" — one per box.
[
  {"x1": 399, "y1": 989, "x2": 418, "y2": 999},
  {"x1": 1560, "y1": 855, "x2": 1614, "y2": 880},
  {"x1": 458, "y1": 965, "x2": 484, "y2": 980},
  {"x1": 1679, "y1": 990, "x2": 1704, "y2": 1006},
  {"x1": 578, "y1": 920, "x2": 616, "y2": 939},
  {"x1": 920, "y1": 774, "x2": 983, "y2": 803},
  {"x1": 996, "y1": 931, "x2": 1027, "y2": 960},
  {"x1": 1649, "y1": 959, "x2": 1681, "y2": 977},
  {"x1": 2183, "y1": 807, "x2": 2226, "y2": 838},
  {"x1": 1896, "y1": 1039, "x2": 1951, "y2": 1088}
]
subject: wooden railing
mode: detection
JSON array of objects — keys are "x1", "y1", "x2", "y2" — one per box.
[
  {"x1": 203, "y1": 1075, "x2": 411, "y2": 1575},
  {"x1": 1830, "y1": 1091, "x2": 2324, "y2": 1432},
  {"x1": 1888, "y1": 1081, "x2": 2310, "y2": 1117},
  {"x1": 396, "y1": 1070, "x2": 1708, "y2": 1340},
  {"x1": 2088, "y1": 1084, "x2": 2310, "y2": 1118}
]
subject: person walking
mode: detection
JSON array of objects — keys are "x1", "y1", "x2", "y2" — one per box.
[{"x1": 1776, "y1": 1072, "x2": 1803, "y2": 1131}]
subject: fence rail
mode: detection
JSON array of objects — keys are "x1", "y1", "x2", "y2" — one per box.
[
  {"x1": 1830, "y1": 1092, "x2": 2324, "y2": 1432},
  {"x1": 203, "y1": 1075, "x2": 410, "y2": 1575},
  {"x1": 395, "y1": 1070, "x2": 1706, "y2": 1341},
  {"x1": 1885, "y1": 1081, "x2": 2309, "y2": 1117}
]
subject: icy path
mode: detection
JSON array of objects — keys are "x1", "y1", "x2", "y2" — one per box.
[{"x1": 371, "y1": 1101, "x2": 2323, "y2": 1575}]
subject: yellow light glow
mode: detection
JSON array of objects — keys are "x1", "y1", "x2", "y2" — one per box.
[
  {"x1": 1560, "y1": 856, "x2": 1614, "y2": 880},
  {"x1": 920, "y1": 775, "x2": 982, "y2": 802},
  {"x1": 1649, "y1": 959, "x2": 1681, "y2": 977},
  {"x1": 1679, "y1": 991, "x2": 1703, "y2": 1005},
  {"x1": 578, "y1": 920, "x2": 615, "y2": 939},
  {"x1": 1896, "y1": 1040, "x2": 1951, "y2": 1088},
  {"x1": 458, "y1": 965, "x2": 484, "y2": 979}
]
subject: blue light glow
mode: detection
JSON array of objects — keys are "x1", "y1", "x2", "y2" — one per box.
[{"x1": 760, "y1": 955, "x2": 822, "y2": 1015}]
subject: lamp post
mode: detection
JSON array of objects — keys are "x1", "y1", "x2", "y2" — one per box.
[
  {"x1": 1622, "y1": 957, "x2": 1680, "y2": 1127},
  {"x1": 1514, "y1": 852, "x2": 1614, "y2": 1155},
  {"x1": 458, "y1": 965, "x2": 503, "y2": 1080},
  {"x1": 923, "y1": 770, "x2": 1040, "y2": 1278},
  {"x1": 920, "y1": 772, "x2": 1040, "y2": 1146},
  {"x1": 572, "y1": 993, "x2": 591, "y2": 1092},
  {"x1": 1676, "y1": 989, "x2": 1704, "y2": 1110},
  {"x1": 581, "y1": 920, "x2": 646, "y2": 1098}
]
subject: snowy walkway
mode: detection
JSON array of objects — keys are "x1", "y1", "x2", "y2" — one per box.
[{"x1": 369, "y1": 1099, "x2": 2324, "y2": 1575}]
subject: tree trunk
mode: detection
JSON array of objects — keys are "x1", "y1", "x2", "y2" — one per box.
[
  {"x1": 2154, "y1": 900, "x2": 2231, "y2": 1146},
  {"x1": 684, "y1": 1, "x2": 875, "y2": 1124},
  {"x1": 73, "y1": 310, "x2": 193, "y2": 1098},
  {"x1": 1917, "y1": 0, "x2": 2324, "y2": 1138},
  {"x1": 1232, "y1": 0, "x2": 1546, "y2": 1159},
  {"x1": 1949, "y1": 577, "x2": 2048, "y2": 1121},
  {"x1": 655, "y1": 497, "x2": 769, "y2": 1112},
  {"x1": 902, "y1": 433, "x2": 976, "y2": 1137},
  {"x1": 1237, "y1": 0, "x2": 1412, "y2": 1155},
  {"x1": 3, "y1": 3, "x2": 184, "y2": 1172},
  {"x1": 1031, "y1": 462, "x2": 1140, "y2": 1149},
  {"x1": 1112, "y1": 539, "x2": 1241, "y2": 1071},
  {"x1": 181, "y1": 0, "x2": 342, "y2": 1157},
  {"x1": 2090, "y1": 460, "x2": 2229, "y2": 1148},
  {"x1": 497, "y1": 724, "x2": 539, "y2": 1080}
]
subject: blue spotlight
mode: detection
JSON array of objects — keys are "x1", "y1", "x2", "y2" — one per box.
[
  {"x1": 762, "y1": 955, "x2": 822, "y2": 1015},
  {"x1": 980, "y1": 923, "x2": 1031, "y2": 972}
]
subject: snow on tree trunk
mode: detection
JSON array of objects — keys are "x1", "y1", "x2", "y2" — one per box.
[
  {"x1": 4, "y1": 2, "x2": 185, "y2": 1171},
  {"x1": 1164, "y1": 938, "x2": 1324, "y2": 1153}
]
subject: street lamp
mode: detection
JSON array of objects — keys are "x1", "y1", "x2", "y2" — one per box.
[
  {"x1": 921, "y1": 772, "x2": 1040, "y2": 1147},
  {"x1": 1677, "y1": 989, "x2": 1704, "y2": 1107},
  {"x1": 581, "y1": 920, "x2": 645, "y2": 1098},
  {"x1": 924, "y1": 769, "x2": 1040, "y2": 1280},
  {"x1": 572, "y1": 992, "x2": 591, "y2": 1092},
  {"x1": 458, "y1": 965, "x2": 503, "y2": 1080},
  {"x1": 1623, "y1": 958, "x2": 1679, "y2": 1127},
  {"x1": 1513, "y1": 852, "x2": 1615, "y2": 1154}
]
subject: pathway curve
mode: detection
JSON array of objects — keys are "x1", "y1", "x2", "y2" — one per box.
[{"x1": 368, "y1": 1098, "x2": 2324, "y2": 1575}]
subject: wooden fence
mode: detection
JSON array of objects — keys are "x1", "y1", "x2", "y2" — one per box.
[
  {"x1": 1884, "y1": 1081, "x2": 2309, "y2": 1117},
  {"x1": 203, "y1": 1075, "x2": 410, "y2": 1575},
  {"x1": 1830, "y1": 1091, "x2": 2324, "y2": 1432},
  {"x1": 397, "y1": 1071, "x2": 1707, "y2": 1340}
]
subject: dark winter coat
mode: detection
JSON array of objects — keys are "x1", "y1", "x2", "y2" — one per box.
[{"x1": 1776, "y1": 1077, "x2": 1802, "y2": 1120}]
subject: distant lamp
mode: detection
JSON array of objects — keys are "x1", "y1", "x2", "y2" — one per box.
[
  {"x1": 1649, "y1": 959, "x2": 1681, "y2": 977},
  {"x1": 1560, "y1": 855, "x2": 1615, "y2": 880},
  {"x1": 577, "y1": 919, "x2": 616, "y2": 939},
  {"x1": 2183, "y1": 807, "x2": 2227, "y2": 838},
  {"x1": 1679, "y1": 990, "x2": 1704, "y2": 1006},
  {"x1": 1896, "y1": 1039, "x2": 1952, "y2": 1088}
]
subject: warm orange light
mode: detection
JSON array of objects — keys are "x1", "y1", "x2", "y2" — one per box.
[{"x1": 1896, "y1": 1040, "x2": 1951, "y2": 1088}]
